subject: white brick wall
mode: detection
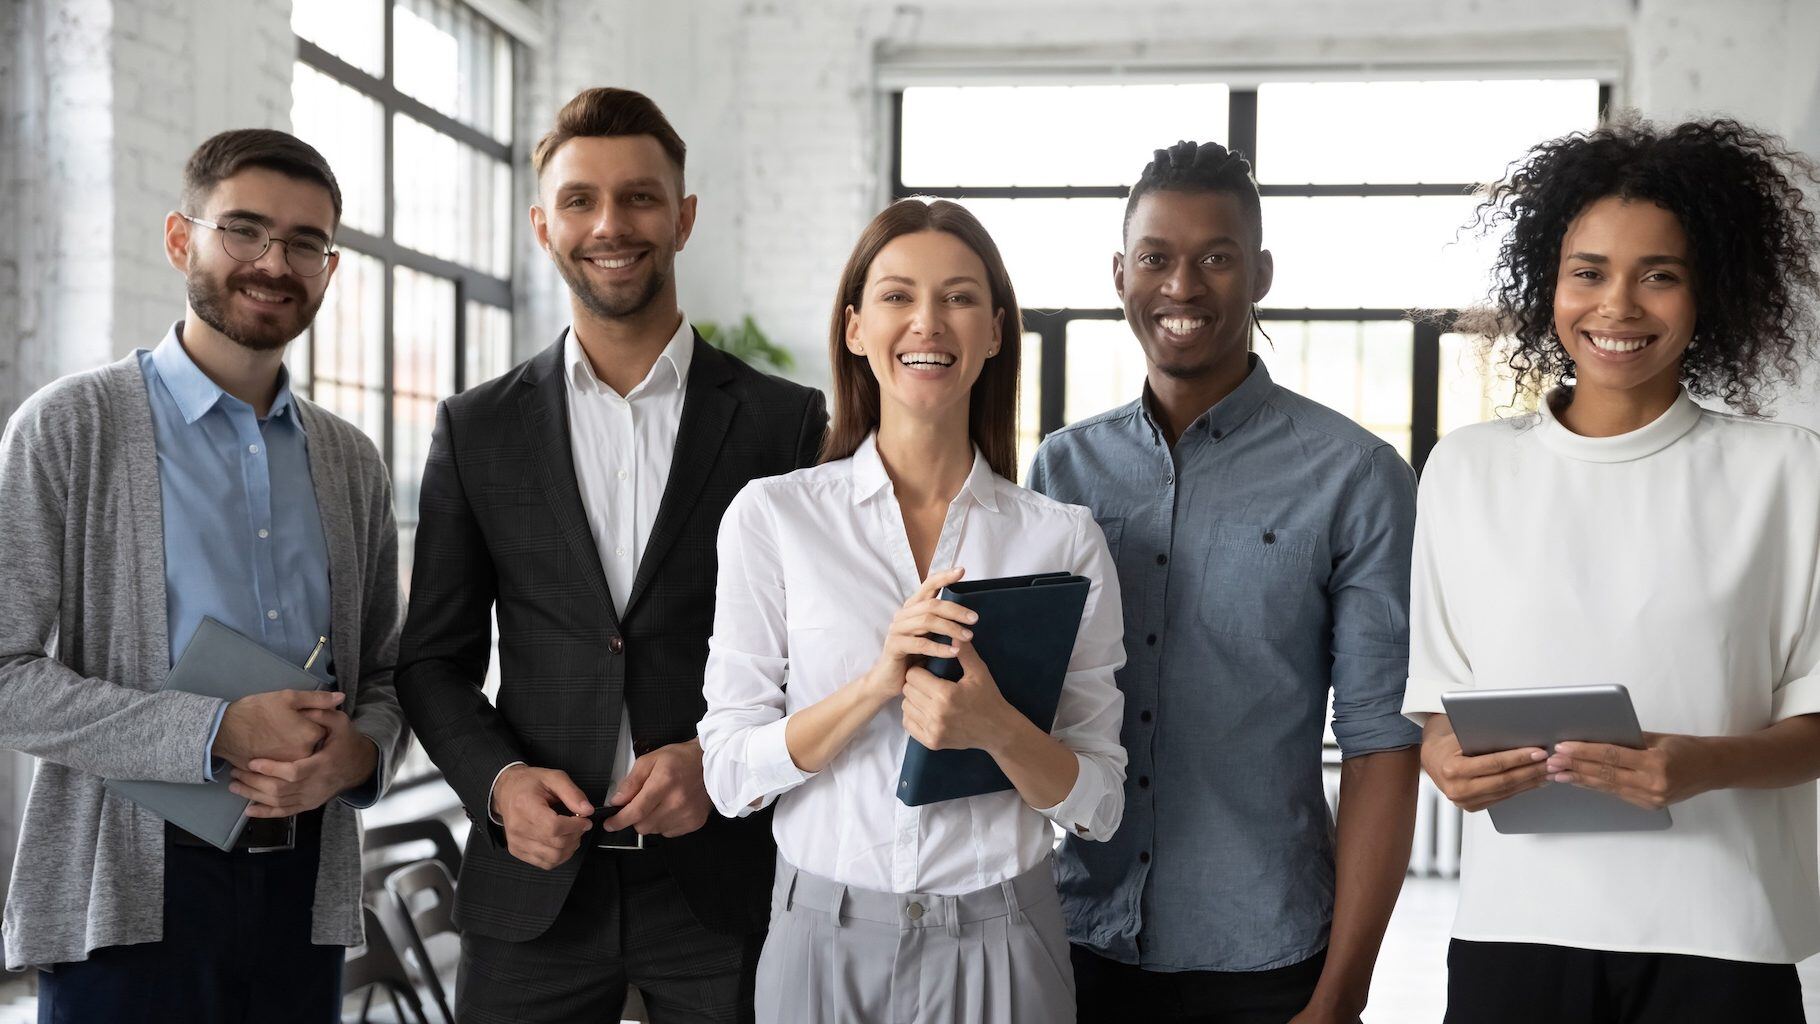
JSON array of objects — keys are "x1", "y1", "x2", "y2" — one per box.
[{"x1": 0, "y1": 0, "x2": 292, "y2": 424}]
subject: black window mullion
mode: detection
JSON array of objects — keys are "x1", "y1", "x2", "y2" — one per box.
[
  {"x1": 1228, "y1": 88, "x2": 1258, "y2": 166},
  {"x1": 1411, "y1": 318, "x2": 1441, "y2": 474}
]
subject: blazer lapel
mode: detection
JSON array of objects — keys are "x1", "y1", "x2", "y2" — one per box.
[
  {"x1": 518, "y1": 336, "x2": 621, "y2": 628},
  {"x1": 624, "y1": 336, "x2": 737, "y2": 616}
]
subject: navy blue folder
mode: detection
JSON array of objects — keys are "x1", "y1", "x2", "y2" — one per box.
[{"x1": 896, "y1": 572, "x2": 1090, "y2": 807}]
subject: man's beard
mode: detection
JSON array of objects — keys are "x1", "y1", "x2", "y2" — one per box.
[
  {"x1": 555, "y1": 246, "x2": 672, "y2": 321},
  {"x1": 187, "y1": 255, "x2": 320, "y2": 352}
]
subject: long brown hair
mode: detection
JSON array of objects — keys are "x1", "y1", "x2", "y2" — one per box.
[{"x1": 820, "y1": 199, "x2": 1022, "y2": 479}]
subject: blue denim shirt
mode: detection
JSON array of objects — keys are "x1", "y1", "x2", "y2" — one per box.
[
  {"x1": 1029, "y1": 355, "x2": 1420, "y2": 972},
  {"x1": 140, "y1": 327, "x2": 356, "y2": 798}
]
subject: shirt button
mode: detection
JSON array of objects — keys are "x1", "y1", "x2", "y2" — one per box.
[
  {"x1": 1155, "y1": 554, "x2": 1167, "y2": 566},
  {"x1": 1138, "y1": 851, "x2": 1151, "y2": 864},
  {"x1": 1138, "y1": 775, "x2": 1150, "y2": 788},
  {"x1": 257, "y1": 528, "x2": 269, "y2": 539},
  {"x1": 248, "y1": 444, "x2": 260, "y2": 454},
  {"x1": 906, "y1": 901, "x2": 924, "y2": 921},
  {"x1": 608, "y1": 636, "x2": 625, "y2": 655},
  {"x1": 1146, "y1": 634, "x2": 1157, "y2": 646},
  {"x1": 1139, "y1": 710, "x2": 1153, "y2": 724},
  {"x1": 1211, "y1": 429, "x2": 1224, "y2": 440},
  {"x1": 1263, "y1": 531, "x2": 1277, "y2": 545},
  {"x1": 266, "y1": 610, "x2": 278, "y2": 620},
  {"x1": 615, "y1": 546, "x2": 626, "y2": 557},
  {"x1": 617, "y1": 469, "x2": 628, "y2": 480}
]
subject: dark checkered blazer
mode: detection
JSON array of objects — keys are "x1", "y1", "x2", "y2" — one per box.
[{"x1": 396, "y1": 332, "x2": 827, "y2": 941}]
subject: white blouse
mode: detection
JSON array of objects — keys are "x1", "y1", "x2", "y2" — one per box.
[
  {"x1": 699, "y1": 435, "x2": 1128, "y2": 896},
  {"x1": 1403, "y1": 390, "x2": 1820, "y2": 963}
]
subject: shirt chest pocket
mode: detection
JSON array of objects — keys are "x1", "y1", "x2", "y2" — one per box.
[{"x1": 1200, "y1": 523, "x2": 1316, "y2": 640}]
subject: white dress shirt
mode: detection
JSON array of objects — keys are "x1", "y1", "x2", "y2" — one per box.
[
  {"x1": 699, "y1": 434, "x2": 1128, "y2": 896},
  {"x1": 1403, "y1": 390, "x2": 1820, "y2": 963},
  {"x1": 490, "y1": 316, "x2": 694, "y2": 816}
]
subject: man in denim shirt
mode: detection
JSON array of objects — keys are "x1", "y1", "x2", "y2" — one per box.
[{"x1": 1028, "y1": 141, "x2": 1421, "y2": 1024}]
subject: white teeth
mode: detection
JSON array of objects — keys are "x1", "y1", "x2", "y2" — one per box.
[
  {"x1": 1587, "y1": 332, "x2": 1651, "y2": 353},
  {"x1": 589, "y1": 255, "x2": 638, "y2": 269},
  {"x1": 898, "y1": 352, "x2": 956, "y2": 367},
  {"x1": 241, "y1": 288, "x2": 286, "y2": 303},
  {"x1": 1159, "y1": 316, "x2": 1208, "y2": 335}
]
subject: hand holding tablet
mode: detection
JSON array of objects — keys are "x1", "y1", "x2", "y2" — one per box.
[{"x1": 1439, "y1": 684, "x2": 1673, "y2": 834}]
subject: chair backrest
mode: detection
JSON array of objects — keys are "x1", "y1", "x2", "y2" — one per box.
[
  {"x1": 383, "y1": 859, "x2": 460, "y2": 1024},
  {"x1": 343, "y1": 905, "x2": 430, "y2": 1024},
  {"x1": 386, "y1": 859, "x2": 458, "y2": 940},
  {"x1": 362, "y1": 819, "x2": 462, "y2": 897}
]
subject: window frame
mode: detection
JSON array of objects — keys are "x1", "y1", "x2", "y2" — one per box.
[
  {"x1": 889, "y1": 82, "x2": 1611, "y2": 473},
  {"x1": 294, "y1": 2, "x2": 515, "y2": 469}
]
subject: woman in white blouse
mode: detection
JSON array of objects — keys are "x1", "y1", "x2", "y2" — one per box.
[
  {"x1": 698, "y1": 198, "x2": 1126, "y2": 1023},
  {"x1": 1405, "y1": 118, "x2": 1820, "y2": 1022}
]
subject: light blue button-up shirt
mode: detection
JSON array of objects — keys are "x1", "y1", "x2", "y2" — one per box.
[
  {"x1": 140, "y1": 326, "x2": 334, "y2": 784},
  {"x1": 1029, "y1": 355, "x2": 1421, "y2": 973}
]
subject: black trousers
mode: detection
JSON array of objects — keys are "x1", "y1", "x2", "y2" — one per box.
[
  {"x1": 1072, "y1": 944, "x2": 1338, "y2": 1024},
  {"x1": 1446, "y1": 938, "x2": 1806, "y2": 1024},
  {"x1": 456, "y1": 848, "x2": 763, "y2": 1024},
  {"x1": 35, "y1": 838, "x2": 343, "y2": 1024}
]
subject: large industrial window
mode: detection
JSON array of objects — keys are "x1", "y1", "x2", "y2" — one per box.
[
  {"x1": 892, "y1": 78, "x2": 1606, "y2": 475},
  {"x1": 291, "y1": 0, "x2": 517, "y2": 786}
]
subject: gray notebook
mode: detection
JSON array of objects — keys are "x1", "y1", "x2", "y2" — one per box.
[{"x1": 104, "y1": 617, "x2": 328, "y2": 850}]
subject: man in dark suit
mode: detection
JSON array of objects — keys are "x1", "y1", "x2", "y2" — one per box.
[{"x1": 397, "y1": 87, "x2": 827, "y2": 1024}]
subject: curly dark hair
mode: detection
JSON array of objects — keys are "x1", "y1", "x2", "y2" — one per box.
[{"x1": 1468, "y1": 115, "x2": 1820, "y2": 414}]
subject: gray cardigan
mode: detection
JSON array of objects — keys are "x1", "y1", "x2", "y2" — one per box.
[{"x1": 0, "y1": 353, "x2": 409, "y2": 971}]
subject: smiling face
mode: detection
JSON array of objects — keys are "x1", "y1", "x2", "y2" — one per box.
[
  {"x1": 1116, "y1": 188, "x2": 1272, "y2": 383},
  {"x1": 1553, "y1": 195, "x2": 1696, "y2": 400},
  {"x1": 845, "y1": 229, "x2": 1004, "y2": 427},
  {"x1": 532, "y1": 133, "x2": 695, "y2": 323},
  {"x1": 173, "y1": 166, "x2": 338, "y2": 351}
]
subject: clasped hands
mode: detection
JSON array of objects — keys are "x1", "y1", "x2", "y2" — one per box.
[
  {"x1": 211, "y1": 689, "x2": 378, "y2": 818},
  {"x1": 492, "y1": 739, "x2": 712, "y2": 870},
  {"x1": 864, "y1": 567, "x2": 1020, "y2": 754},
  {"x1": 1422, "y1": 715, "x2": 1716, "y2": 813}
]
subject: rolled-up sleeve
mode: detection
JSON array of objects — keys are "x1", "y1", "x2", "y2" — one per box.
[
  {"x1": 1772, "y1": 496, "x2": 1820, "y2": 722},
  {"x1": 1329, "y1": 444, "x2": 1424, "y2": 755},
  {"x1": 699, "y1": 484, "x2": 816, "y2": 818},
  {"x1": 1036, "y1": 507, "x2": 1129, "y2": 840}
]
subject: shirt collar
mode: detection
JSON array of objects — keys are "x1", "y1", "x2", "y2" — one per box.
[
  {"x1": 1138, "y1": 352, "x2": 1274, "y2": 445},
  {"x1": 849, "y1": 432, "x2": 1000, "y2": 513},
  {"x1": 563, "y1": 313, "x2": 695, "y2": 398},
  {"x1": 150, "y1": 322, "x2": 299, "y2": 426},
  {"x1": 1534, "y1": 386, "x2": 1702, "y2": 463}
]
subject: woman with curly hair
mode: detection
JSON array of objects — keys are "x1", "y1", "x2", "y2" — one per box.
[{"x1": 1403, "y1": 117, "x2": 1820, "y2": 1022}]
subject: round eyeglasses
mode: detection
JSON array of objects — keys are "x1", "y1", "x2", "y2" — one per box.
[{"x1": 179, "y1": 213, "x2": 337, "y2": 277}]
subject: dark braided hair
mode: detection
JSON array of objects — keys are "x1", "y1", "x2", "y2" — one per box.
[
  {"x1": 1468, "y1": 115, "x2": 1820, "y2": 414},
  {"x1": 1124, "y1": 140, "x2": 1262, "y2": 245}
]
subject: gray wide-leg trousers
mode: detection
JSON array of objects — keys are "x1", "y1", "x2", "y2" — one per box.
[{"x1": 754, "y1": 855, "x2": 1076, "y2": 1024}]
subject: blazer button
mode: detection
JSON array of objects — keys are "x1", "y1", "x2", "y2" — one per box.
[{"x1": 609, "y1": 636, "x2": 625, "y2": 655}]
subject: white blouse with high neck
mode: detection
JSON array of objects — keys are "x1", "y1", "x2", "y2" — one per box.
[
  {"x1": 1404, "y1": 390, "x2": 1820, "y2": 963},
  {"x1": 699, "y1": 434, "x2": 1128, "y2": 896}
]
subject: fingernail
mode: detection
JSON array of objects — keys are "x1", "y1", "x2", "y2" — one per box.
[
  {"x1": 961, "y1": 629, "x2": 974, "y2": 640},
  {"x1": 1531, "y1": 750, "x2": 1546, "y2": 761},
  {"x1": 967, "y1": 612, "x2": 979, "y2": 623}
]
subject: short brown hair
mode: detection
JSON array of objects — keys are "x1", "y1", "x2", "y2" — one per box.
[
  {"x1": 822, "y1": 199, "x2": 1022, "y2": 480},
  {"x1": 181, "y1": 129, "x2": 342, "y2": 227},
  {"x1": 532, "y1": 87, "x2": 686, "y2": 184}
]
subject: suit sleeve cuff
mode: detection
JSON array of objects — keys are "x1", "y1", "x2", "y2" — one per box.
[{"x1": 487, "y1": 761, "x2": 528, "y2": 825}]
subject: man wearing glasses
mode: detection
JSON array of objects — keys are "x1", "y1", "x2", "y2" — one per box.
[{"x1": 0, "y1": 129, "x2": 408, "y2": 1020}]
